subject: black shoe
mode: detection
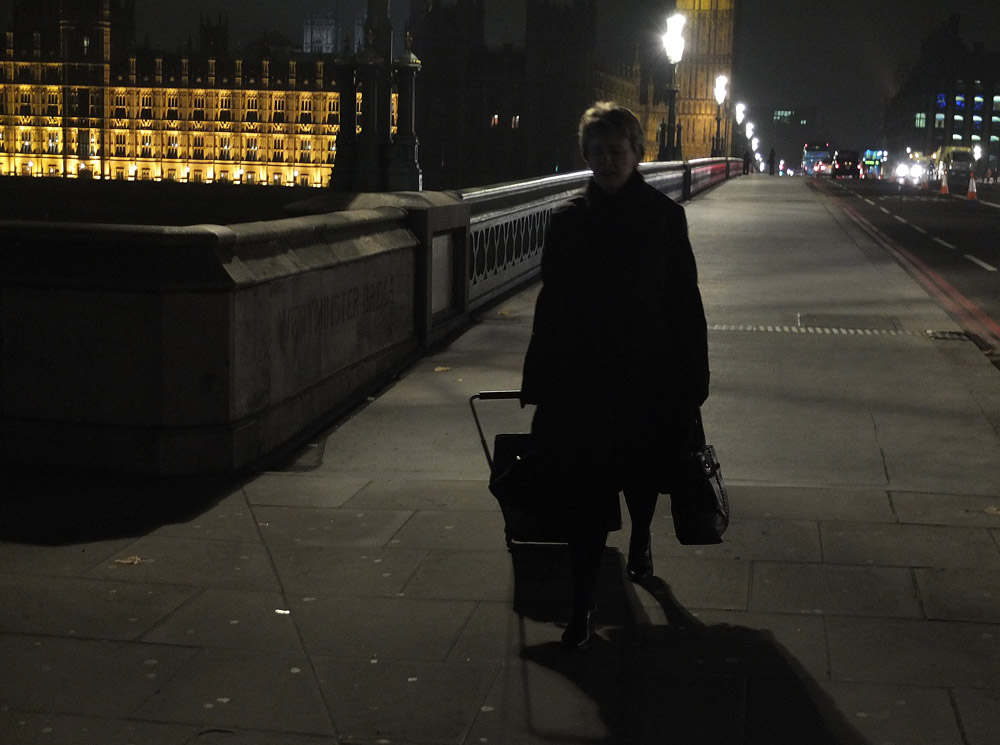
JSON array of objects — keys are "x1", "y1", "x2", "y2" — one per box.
[
  {"x1": 561, "y1": 606, "x2": 595, "y2": 650},
  {"x1": 627, "y1": 536, "x2": 653, "y2": 581}
]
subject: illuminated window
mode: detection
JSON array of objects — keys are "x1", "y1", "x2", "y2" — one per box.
[
  {"x1": 914, "y1": 113, "x2": 926, "y2": 128},
  {"x1": 114, "y1": 132, "x2": 126, "y2": 157},
  {"x1": 955, "y1": 95, "x2": 965, "y2": 110},
  {"x1": 167, "y1": 135, "x2": 178, "y2": 158},
  {"x1": 193, "y1": 135, "x2": 205, "y2": 160},
  {"x1": 936, "y1": 93, "x2": 946, "y2": 109},
  {"x1": 193, "y1": 94, "x2": 205, "y2": 121},
  {"x1": 934, "y1": 113, "x2": 945, "y2": 129},
  {"x1": 47, "y1": 132, "x2": 58, "y2": 154},
  {"x1": 490, "y1": 114, "x2": 498, "y2": 128},
  {"x1": 220, "y1": 137, "x2": 231, "y2": 160},
  {"x1": 772, "y1": 110, "x2": 793, "y2": 124},
  {"x1": 512, "y1": 115, "x2": 520, "y2": 129},
  {"x1": 140, "y1": 92, "x2": 152, "y2": 118},
  {"x1": 167, "y1": 93, "x2": 179, "y2": 119},
  {"x1": 974, "y1": 96, "x2": 984, "y2": 111},
  {"x1": 140, "y1": 134, "x2": 152, "y2": 157},
  {"x1": 246, "y1": 137, "x2": 258, "y2": 161},
  {"x1": 274, "y1": 138, "x2": 284, "y2": 161}
]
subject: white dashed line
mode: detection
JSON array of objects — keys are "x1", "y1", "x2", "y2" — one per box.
[
  {"x1": 893, "y1": 215, "x2": 908, "y2": 224},
  {"x1": 933, "y1": 237, "x2": 957, "y2": 250},
  {"x1": 964, "y1": 254, "x2": 998, "y2": 271},
  {"x1": 880, "y1": 207, "x2": 891, "y2": 214},
  {"x1": 912, "y1": 225, "x2": 928, "y2": 234}
]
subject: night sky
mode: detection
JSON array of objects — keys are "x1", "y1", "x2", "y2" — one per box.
[{"x1": 9, "y1": 0, "x2": 997, "y2": 151}]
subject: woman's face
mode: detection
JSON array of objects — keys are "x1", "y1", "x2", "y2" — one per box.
[{"x1": 586, "y1": 134, "x2": 640, "y2": 194}]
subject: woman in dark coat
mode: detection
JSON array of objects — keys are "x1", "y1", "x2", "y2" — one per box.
[{"x1": 520, "y1": 102, "x2": 709, "y2": 649}]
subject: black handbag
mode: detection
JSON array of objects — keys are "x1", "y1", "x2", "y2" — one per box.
[{"x1": 669, "y1": 414, "x2": 730, "y2": 545}]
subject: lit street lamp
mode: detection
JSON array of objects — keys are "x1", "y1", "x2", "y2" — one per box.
[
  {"x1": 660, "y1": 13, "x2": 685, "y2": 161},
  {"x1": 712, "y1": 75, "x2": 728, "y2": 157}
]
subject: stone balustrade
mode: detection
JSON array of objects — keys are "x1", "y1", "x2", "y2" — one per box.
[{"x1": 0, "y1": 158, "x2": 740, "y2": 474}]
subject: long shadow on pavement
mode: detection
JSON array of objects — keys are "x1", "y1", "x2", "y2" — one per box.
[
  {"x1": 0, "y1": 467, "x2": 238, "y2": 545},
  {"x1": 511, "y1": 545, "x2": 872, "y2": 745}
]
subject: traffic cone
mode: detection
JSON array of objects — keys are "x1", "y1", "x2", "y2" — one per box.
[
  {"x1": 967, "y1": 174, "x2": 978, "y2": 201},
  {"x1": 940, "y1": 171, "x2": 949, "y2": 195}
]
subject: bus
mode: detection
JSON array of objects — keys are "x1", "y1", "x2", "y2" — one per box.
[{"x1": 802, "y1": 142, "x2": 833, "y2": 175}]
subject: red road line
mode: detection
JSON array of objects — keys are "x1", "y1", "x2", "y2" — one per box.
[{"x1": 838, "y1": 200, "x2": 1000, "y2": 349}]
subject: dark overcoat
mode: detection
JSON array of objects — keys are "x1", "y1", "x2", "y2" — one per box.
[{"x1": 520, "y1": 171, "x2": 709, "y2": 527}]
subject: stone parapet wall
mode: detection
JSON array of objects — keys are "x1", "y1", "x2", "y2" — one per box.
[
  {"x1": 0, "y1": 159, "x2": 739, "y2": 475},
  {"x1": 1, "y1": 209, "x2": 421, "y2": 474}
]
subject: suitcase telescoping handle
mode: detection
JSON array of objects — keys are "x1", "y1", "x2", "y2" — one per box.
[{"x1": 468, "y1": 390, "x2": 523, "y2": 469}]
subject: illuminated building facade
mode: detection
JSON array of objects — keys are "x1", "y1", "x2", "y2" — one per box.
[
  {"x1": 1, "y1": 0, "x2": 419, "y2": 190},
  {"x1": 884, "y1": 16, "x2": 1000, "y2": 177},
  {"x1": 672, "y1": 0, "x2": 737, "y2": 159}
]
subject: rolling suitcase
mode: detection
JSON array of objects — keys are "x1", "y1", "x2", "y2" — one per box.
[{"x1": 469, "y1": 390, "x2": 568, "y2": 547}]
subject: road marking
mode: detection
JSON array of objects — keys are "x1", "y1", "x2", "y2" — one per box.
[
  {"x1": 864, "y1": 198, "x2": 876, "y2": 205},
  {"x1": 893, "y1": 215, "x2": 908, "y2": 224},
  {"x1": 933, "y1": 237, "x2": 957, "y2": 250},
  {"x1": 912, "y1": 225, "x2": 928, "y2": 234},
  {"x1": 880, "y1": 206, "x2": 891, "y2": 214},
  {"x1": 964, "y1": 254, "x2": 998, "y2": 271}
]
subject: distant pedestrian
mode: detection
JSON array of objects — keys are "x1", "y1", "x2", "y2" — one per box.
[
  {"x1": 520, "y1": 101, "x2": 710, "y2": 649},
  {"x1": 742, "y1": 149, "x2": 752, "y2": 175},
  {"x1": 768, "y1": 148, "x2": 776, "y2": 175}
]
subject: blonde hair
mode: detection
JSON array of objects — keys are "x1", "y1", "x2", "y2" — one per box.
[{"x1": 578, "y1": 101, "x2": 645, "y2": 160}]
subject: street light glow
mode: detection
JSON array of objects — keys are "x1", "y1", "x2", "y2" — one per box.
[
  {"x1": 714, "y1": 75, "x2": 728, "y2": 106},
  {"x1": 735, "y1": 103, "x2": 746, "y2": 125},
  {"x1": 746, "y1": 122, "x2": 754, "y2": 140},
  {"x1": 662, "y1": 14, "x2": 686, "y2": 64}
]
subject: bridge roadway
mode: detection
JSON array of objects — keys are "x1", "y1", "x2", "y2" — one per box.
[{"x1": 2, "y1": 175, "x2": 1000, "y2": 744}]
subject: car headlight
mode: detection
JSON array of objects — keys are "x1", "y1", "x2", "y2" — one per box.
[
  {"x1": 895, "y1": 163, "x2": 910, "y2": 179},
  {"x1": 909, "y1": 164, "x2": 924, "y2": 179}
]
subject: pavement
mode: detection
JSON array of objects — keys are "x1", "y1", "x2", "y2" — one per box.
[{"x1": 3, "y1": 174, "x2": 1000, "y2": 745}]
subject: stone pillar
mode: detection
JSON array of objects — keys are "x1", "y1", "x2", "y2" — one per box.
[
  {"x1": 384, "y1": 37, "x2": 422, "y2": 191},
  {"x1": 329, "y1": 60, "x2": 359, "y2": 191},
  {"x1": 354, "y1": 52, "x2": 383, "y2": 192}
]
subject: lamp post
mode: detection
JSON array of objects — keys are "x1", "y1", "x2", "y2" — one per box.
[
  {"x1": 712, "y1": 75, "x2": 728, "y2": 157},
  {"x1": 661, "y1": 13, "x2": 685, "y2": 161}
]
